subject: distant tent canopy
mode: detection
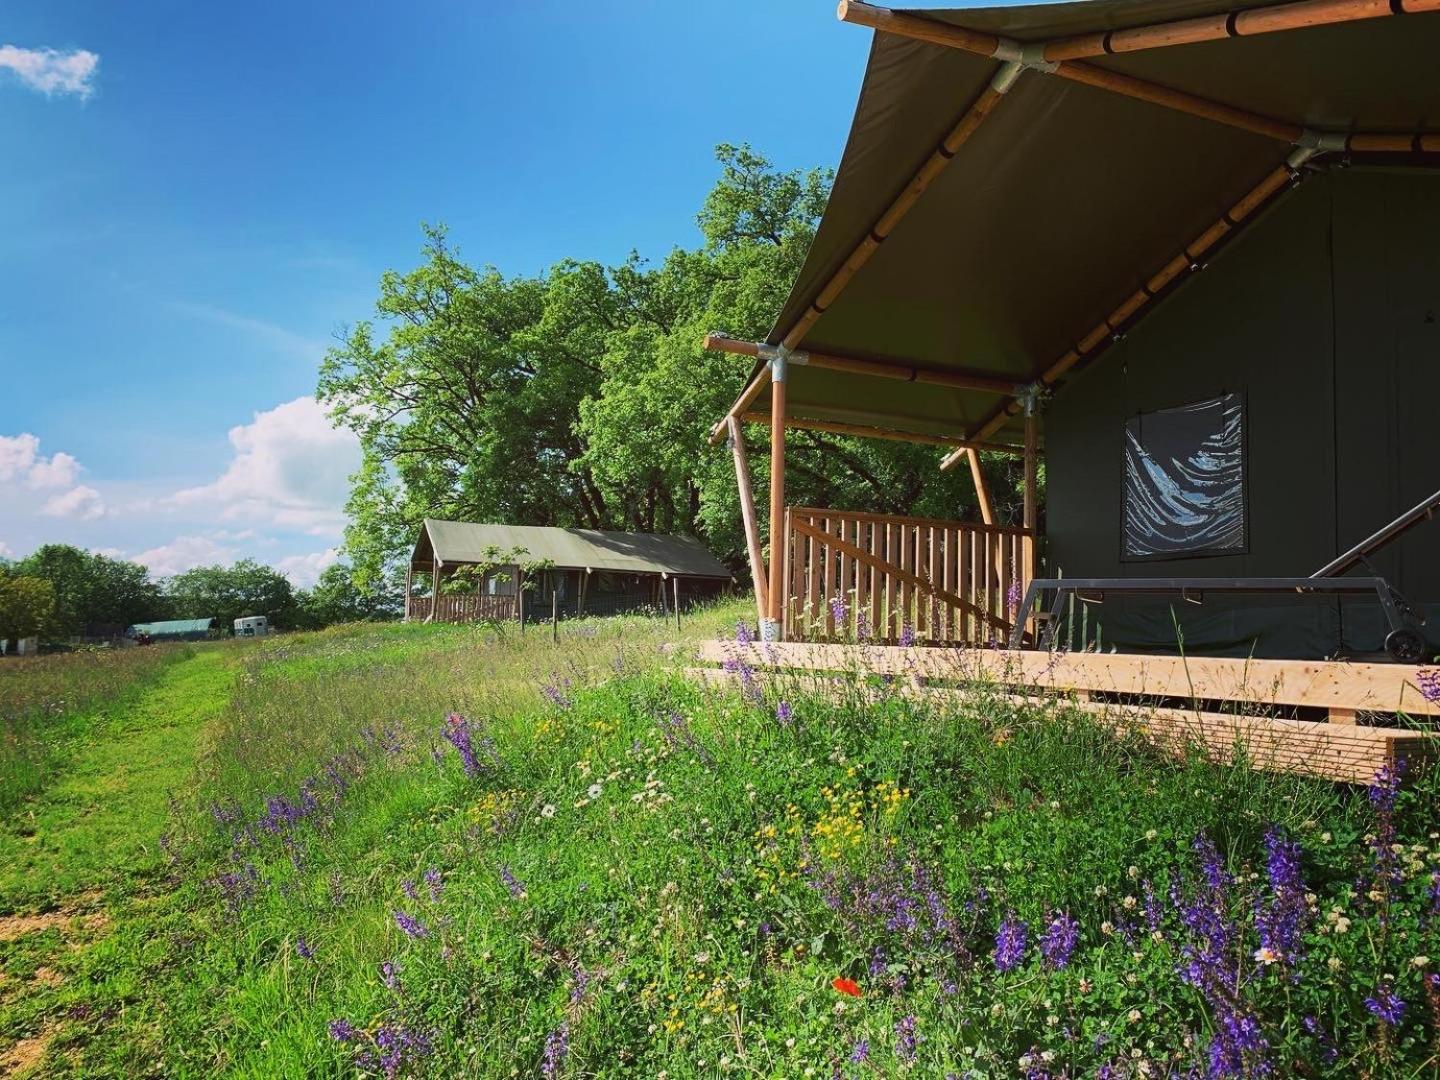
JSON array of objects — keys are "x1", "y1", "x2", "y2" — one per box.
[
  {"x1": 126, "y1": 618, "x2": 214, "y2": 641},
  {"x1": 406, "y1": 520, "x2": 733, "y2": 623}
]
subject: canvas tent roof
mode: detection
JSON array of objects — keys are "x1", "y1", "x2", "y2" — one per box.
[
  {"x1": 127, "y1": 618, "x2": 214, "y2": 636},
  {"x1": 413, "y1": 520, "x2": 733, "y2": 580},
  {"x1": 733, "y1": 0, "x2": 1440, "y2": 445}
]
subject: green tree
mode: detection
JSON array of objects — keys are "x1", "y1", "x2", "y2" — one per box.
[
  {"x1": 321, "y1": 144, "x2": 1013, "y2": 589},
  {"x1": 0, "y1": 574, "x2": 56, "y2": 644},
  {"x1": 295, "y1": 563, "x2": 401, "y2": 628},
  {"x1": 14, "y1": 545, "x2": 166, "y2": 640},
  {"x1": 164, "y1": 560, "x2": 299, "y2": 631}
]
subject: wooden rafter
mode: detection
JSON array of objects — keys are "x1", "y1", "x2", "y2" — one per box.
[
  {"x1": 739, "y1": 410, "x2": 1026, "y2": 454},
  {"x1": 940, "y1": 151, "x2": 1312, "y2": 468},
  {"x1": 838, "y1": 1, "x2": 1304, "y2": 143},
  {"x1": 777, "y1": 68, "x2": 1020, "y2": 351},
  {"x1": 708, "y1": 365, "x2": 772, "y2": 446},
  {"x1": 1040, "y1": 0, "x2": 1440, "y2": 63},
  {"x1": 838, "y1": 2, "x2": 1440, "y2": 152},
  {"x1": 705, "y1": 333, "x2": 1023, "y2": 396}
]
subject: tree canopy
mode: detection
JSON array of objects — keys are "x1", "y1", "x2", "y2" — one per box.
[
  {"x1": 11, "y1": 545, "x2": 166, "y2": 639},
  {"x1": 321, "y1": 145, "x2": 1023, "y2": 587}
]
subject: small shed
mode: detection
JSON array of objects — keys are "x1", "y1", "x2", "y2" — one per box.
[
  {"x1": 126, "y1": 618, "x2": 215, "y2": 642},
  {"x1": 406, "y1": 519, "x2": 732, "y2": 622}
]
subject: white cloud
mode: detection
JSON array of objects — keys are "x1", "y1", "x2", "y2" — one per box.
[
  {"x1": 40, "y1": 484, "x2": 105, "y2": 520},
  {"x1": 130, "y1": 535, "x2": 237, "y2": 577},
  {"x1": 0, "y1": 540, "x2": 13, "y2": 559},
  {"x1": 170, "y1": 396, "x2": 359, "y2": 537},
  {"x1": 26, "y1": 451, "x2": 80, "y2": 490},
  {"x1": 277, "y1": 547, "x2": 340, "y2": 588},
  {"x1": 0, "y1": 434, "x2": 40, "y2": 482},
  {"x1": 0, "y1": 45, "x2": 99, "y2": 99}
]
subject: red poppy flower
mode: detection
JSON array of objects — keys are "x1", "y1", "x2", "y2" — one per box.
[{"x1": 831, "y1": 976, "x2": 862, "y2": 997}]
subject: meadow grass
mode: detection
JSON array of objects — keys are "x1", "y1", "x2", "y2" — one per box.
[
  {"x1": 3, "y1": 607, "x2": 1439, "y2": 1078},
  {"x1": 0, "y1": 645, "x2": 192, "y2": 815}
]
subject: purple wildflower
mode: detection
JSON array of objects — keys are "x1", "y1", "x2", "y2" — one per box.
[
  {"x1": 736, "y1": 620, "x2": 754, "y2": 645},
  {"x1": 894, "y1": 1015, "x2": 921, "y2": 1063},
  {"x1": 380, "y1": 961, "x2": 400, "y2": 991},
  {"x1": 541, "y1": 1022, "x2": 569, "y2": 1079},
  {"x1": 850, "y1": 1039, "x2": 870, "y2": 1064},
  {"x1": 1039, "y1": 912, "x2": 1079, "y2": 969},
  {"x1": 328, "y1": 1018, "x2": 358, "y2": 1041},
  {"x1": 899, "y1": 621, "x2": 916, "y2": 648},
  {"x1": 1302, "y1": 1016, "x2": 1339, "y2": 1065},
  {"x1": 1416, "y1": 667, "x2": 1440, "y2": 703},
  {"x1": 542, "y1": 675, "x2": 573, "y2": 710},
  {"x1": 499, "y1": 864, "x2": 526, "y2": 899},
  {"x1": 424, "y1": 867, "x2": 443, "y2": 902},
  {"x1": 776, "y1": 700, "x2": 793, "y2": 726},
  {"x1": 994, "y1": 912, "x2": 1027, "y2": 972},
  {"x1": 443, "y1": 712, "x2": 497, "y2": 779},
  {"x1": 830, "y1": 594, "x2": 849, "y2": 627},
  {"x1": 393, "y1": 910, "x2": 428, "y2": 939},
  {"x1": 1366, "y1": 981, "x2": 1406, "y2": 1026},
  {"x1": 294, "y1": 935, "x2": 315, "y2": 960},
  {"x1": 1255, "y1": 827, "x2": 1309, "y2": 970},
  {"x1": 401, "y1": 879, "x2": 418, "y2": 901}
]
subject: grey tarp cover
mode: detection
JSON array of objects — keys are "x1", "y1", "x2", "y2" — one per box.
[
  {"x1": 412, "y1": 520, "x2": 732, "y2": 579},
  {"x1": 743, "y1": 0, "x2": 1440, "y2": 442}
]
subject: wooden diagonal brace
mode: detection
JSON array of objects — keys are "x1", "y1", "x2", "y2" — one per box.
[{"x1": 790, "y1": 515, "x2": 1013, "y2": 635}]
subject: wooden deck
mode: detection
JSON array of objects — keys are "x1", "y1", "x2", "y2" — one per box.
[{"x1": 689, "y1": 640, "x2": 1436, "y2": 783}]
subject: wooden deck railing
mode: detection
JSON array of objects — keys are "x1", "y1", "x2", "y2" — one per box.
[
  {"x1": 406, "y1": 593, "x2": 519, "y2": 624},
  {"x1": 781, "y1": 507, "x2": 1034, "y2": 645}
]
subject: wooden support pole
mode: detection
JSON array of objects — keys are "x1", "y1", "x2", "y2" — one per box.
[
  {"x1": 705, "y1": 333, "x2": 1021, "y2": 396},
  {"x1": 967, "y1": 448, "x2": 995, "y2": 525},
  {"x1": 766, "y1": 358, "x2": 788, "y2": 634},
  {"x1": 430, "y1": 561, "x2": 441, "y2": 623},
  {"x1": 727, "y1": 416, "x2": 770, "y2": 623},
  {"x1": 403, "y1": 565, "x2": 413, "y2": 621},
  {"x1": 1041, "y1": 0, "x2": 1440, "y2": 63},
  {"x1": 1023, "y1": 411, "x2": 1039, "y2": 533},
  {"x1": 739, "y1": 411, "x2": 1025, "y2": 454},
  {"x1": 709, "y1": 364, "x2": 773, "y2": 445}
]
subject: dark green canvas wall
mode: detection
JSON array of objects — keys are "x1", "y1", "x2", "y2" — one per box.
[{"x1": 1045, "y1": 166, "x2": 1440, "y2": 658}]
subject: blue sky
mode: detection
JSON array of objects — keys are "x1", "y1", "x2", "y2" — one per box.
[{"x1": 0, "y1": 1, "x2": 880, "y2": 582}]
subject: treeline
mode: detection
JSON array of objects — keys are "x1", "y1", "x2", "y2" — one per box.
[
  {"x1": 0, "y1": 545, "x2": 397, "y2": 645},
  {"x1": 319, "y1": 146, "x2": 1028, "y2": 588}
]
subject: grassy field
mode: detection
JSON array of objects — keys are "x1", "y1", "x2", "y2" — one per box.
[{"x1": 2, "y1": 606, "x2": 1438, "y2": 1077}]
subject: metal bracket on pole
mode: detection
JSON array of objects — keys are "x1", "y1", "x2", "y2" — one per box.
[
  {"x1": 992, "y1": 41, "x2": 1056, "y2": 74},
  {"x1": 758, "y1": 343, "x2": 806, "y2": 380},
  {"x1": 1016, "y1": 382, "x2": 1047, "y2": 417}
]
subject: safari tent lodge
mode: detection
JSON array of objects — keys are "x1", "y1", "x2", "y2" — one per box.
[
  {"x1": 699, "y1": 0, "x2": 1440, "y2": 781},
  {"x1": 405, "y1": 519, "x2": 732, "y2": 623}
]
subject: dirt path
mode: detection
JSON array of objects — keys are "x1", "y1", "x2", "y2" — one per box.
[{"x1": 0, "y1": 650, "x2": 235, "y2": 1077}]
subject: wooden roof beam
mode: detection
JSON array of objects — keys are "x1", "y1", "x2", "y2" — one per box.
[
  {"x1": 940, "y1": 146, "x2": 1317, "y2": 470},
  {"x1": 1041, "y1": 0, "x2": 1440, "y2": 63},
  {"x1": 738, "y1": 410, "x2": 1027, "y2": 455},
  {"x1": 838, "y1": 1, "x2": 1305, "y2": 144},
  {"x1": 774, "y1": 59, "x2": 1025, "y2": 352},
  {"x1": 704, "y1": 333, "x2": 1026, "y2": 395}
]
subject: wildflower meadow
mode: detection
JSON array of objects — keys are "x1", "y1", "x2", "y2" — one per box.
[{"x1": 2, "y1": 608, "x2": 1439, "y2": 1077}]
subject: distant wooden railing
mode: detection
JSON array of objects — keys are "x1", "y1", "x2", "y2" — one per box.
[
  {"x1": 406, "y1": 592, "x2": 519, "y2": 624},
  {"x1": 781, "y1": 507, "x2": 1034, "y2": 645}
]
